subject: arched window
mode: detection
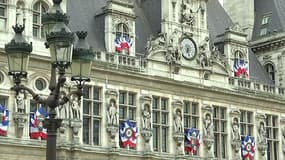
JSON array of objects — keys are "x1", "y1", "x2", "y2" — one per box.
[
  {"x1": 265, "y1": 63, "x2": 275, "y2": 82},
  {"x1": 33, "y1": 1, "x2": 48, "y2": 38},
  {"x1": 233, "y1": 50, "x2": 249, "y2": 77},
  {"x1": 234, "y1": 50, "x2": 244, "y2": 64},
  {"x1": 0, "y1": 0, "x2": 7, "y2": 31},
  {"x1": 116, "y1": 23, "x2": 129, "y2": 38}
]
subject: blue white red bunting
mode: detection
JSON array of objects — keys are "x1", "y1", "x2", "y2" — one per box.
[
  {"x1": 184, "y1": 128, "x2": 201, "y2": 154},
  {"x1": 119, "y1": 120, "x2": 138, "y2": 148},
  {"x1": 115, "y1": 35, "x2": 133, "y2": 54},
  {"x1": 242, "y1": 135, "x2": 255, "y2": 160},
  {"x1": 0, "y1": 104, "x2": 9, "y2": 136},
  {"x1": 30, "y1": 107, "x2": 48, "y2": 140},
  {"x1": 234, "y1": 59, "x2": 249, "y2": 77}
]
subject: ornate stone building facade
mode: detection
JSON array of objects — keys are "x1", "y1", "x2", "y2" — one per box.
[{"x1": 0, "y1": 0, "x2": 284, "y2": 160}]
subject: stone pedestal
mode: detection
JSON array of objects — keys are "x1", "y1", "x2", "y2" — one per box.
[
  {"x1": 13, "y1": 112, "x2": 27, "y2": 138},
  {"x1": 70, "y1": 119, "x2": 82, "y2": 144},
  {"x1": 107, "y1": 125, "x2": 119, "y2": 148},
  {"x1": 141, "y1": 129, "x2": 152, "y2": 152},
  {"x1": 173, "y1": 132, "x2": 184, "y2": 155},
  {"x1": 58, "y1": 119, "x2": 69, "y2": 145},
  {"x1": 203, "y1": 138, "x2": 214, "y2": 158}
]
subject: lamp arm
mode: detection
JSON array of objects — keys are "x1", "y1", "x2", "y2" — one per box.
[
  {"x1": 12, "y1": 84, "x2": 46, "y2": 104},
  {"x1": 49, "y1": 63, "x2": 57, "y2": 92}
]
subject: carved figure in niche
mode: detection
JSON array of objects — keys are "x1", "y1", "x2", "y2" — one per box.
[
  {"x1": 16, "y1": 1, "x2": 25, "y2": 26},
  {"x1": 174, "y1": 109, "x2": 183, "y2": 133},
  {"x1": 166, "y1": 30, "x2": 181, "y2": 64},
  {"x1": 232, "y1": 118, "x2": 240, "y2": 141},
  {"x1": 70, "y1": 94, "x2": 80, "y2": 120},
  {"x1": 142, "y1": 104, "x2": 151, "y2": 130},
  {"x1": 56, "y1": 91, "x2": 69, "y2": 119},
  {"x1": 203, "y1": 113, "x2": 213, "y2": 138},
  {"x1": 107, "y1": 99, "x2": 118, "y2": 126},
  {"x1": 258, "y1": 122, "x2": 267, "y2": 144},
  {"x1": 15, "y1": 89, "x2": 26, "y2": 113},
  {"x1": 181, "y1": 0, "x2": 195, "y2": 26},
  {"x1": 145, "y1": 33, "x2": 166, "y2": 53}
]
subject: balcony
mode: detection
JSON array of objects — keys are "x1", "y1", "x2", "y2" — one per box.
[
  {"x1": 93, "y1": 52, "x2": 147, "y2": 72},
  {"x1": 228, "y1": 77, "x2": 285, "y2": 96}
]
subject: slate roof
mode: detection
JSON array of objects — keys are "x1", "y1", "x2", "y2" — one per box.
[
  {"x1": 252, "y1": 0, "x2": 285, "y2": 40},
  {"x1": 67, "y1": 0, "x2": 106, "y2": 51},
  {"x1": 207, "y1": 0, "x2": 233, "y2": 44}
]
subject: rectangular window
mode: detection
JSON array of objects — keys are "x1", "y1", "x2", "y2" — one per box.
[
  {"x1": 119, "y1": 91, "x2": 137, "y2": 148},
  {"x1": 213, "y1": 105, "x2": 227, "y2": 159},
  {"x1": 240, "y1": 110, "x2": 253, "y2": 137},
  {"x1": 0, "y1": 96, "x2": 7, "y2": 106},
  {"x1": 82, "y1": 86, "x2": 102, "y2": 145},
  {"x1": 261, "y1": 15, "x2": 270, "y2": 25},
  {"x1": 152, "y1": 96, "x2": 169, "y2": 152},
  {"x1": 260, "y1": 28, "x2": 267, "y2": 36},
  {"x1": 184, "y1": 101, "x2": 199, "y2": 155},
  {"x1": 266, "y1": 115, "x2": 278, "y2": 160},
  {"x1": 0, "y1": 1, "x2": 6, "y2": 31}
]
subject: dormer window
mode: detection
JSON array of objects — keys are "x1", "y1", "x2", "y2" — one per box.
[
  {"x1": 265, "y1": 63, "x2": 275, "y2": 82},
  {"x1": 115, "y1": 23, "x2": 133, "y2": 54},
  {"x1": 261, "y1": 15, "x2": 270, "y2": 25},
  {"x1": 0, "y1": 0, "x2": 7, "y2": 31},
  {"x1": 33, "y1": 1, "x2": 48, "y2": 38}
]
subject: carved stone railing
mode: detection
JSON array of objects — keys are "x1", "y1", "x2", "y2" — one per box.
[
  {"x1": 229, "y1": 77, "x2": 285, "y2": 96},
  {"x1": 94, "y1": 52, "x2": 147, "y2": 72}
]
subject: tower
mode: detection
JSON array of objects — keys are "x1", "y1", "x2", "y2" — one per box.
[{"x1": 103, "y1": 0, "x2": 136, "y2": 56}]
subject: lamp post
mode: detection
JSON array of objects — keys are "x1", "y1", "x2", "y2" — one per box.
[{"x1": 4, "y1": 0, "x2": 94, "y2": 160}]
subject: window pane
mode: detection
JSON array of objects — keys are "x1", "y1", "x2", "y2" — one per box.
[
  {"x1": 161, "y1": 98, "x2": 167, "y2": 110},
  {"x1": 184, "y1": 102, "x2": 189, "y2": 113},
  {"x1": 161, "y1": 113, "x2": 168, "y2": 125},
  {"x1": 0, "y1": 96, "x2": 6, "y2": 106},
  {"x1": 0, "y1": 7, "x2": 4, "y2": 16},
  {"x1": 93, "y1": 102, "x2": 100, "y2": 115},
  {"x1": 153, "y1": 111, "x2": 159, "y2": 123},
  {"x1": 128, "y1": 108, "x2": 135, "y2": 120},
  {"x1": 83, "y1": 101, "x2": 90, "y2": 114},
  {"x1": 192, "y1": 103, "x2": 198, "y2": 115},
  {"x1": 33, "y1": 14, "x2": 39, "y2": 23},
  {"x1": 162, "y1": 127, "x2": 167, "y2": 152},
  {"x1": 83, "y1": 87, "x2": 90, "y2": 99},
  {"x1": 119, "y1": 92, "x2": 125, "y2": 104},
  {"x1": 93, "y1": 119, "x2": 100, "y2": 145},
  {"x1": 119, "y1": 107, "x2": 125, "y2": 119},
  {"x1": 128, "y1": 93, "x2": 135, "y2": 105},
  {"x1": 93, "y1": 88, "x2": 100, "y2": 100},
  {"x1": 153, "y1": 126, "x2": 159, "y2": 151},
  {"x1": 153, "y1": 98, "x2": 159, "y2": 109},
  {"x1": 83, "y1": 117, "x2": 90, "y2": 144}
]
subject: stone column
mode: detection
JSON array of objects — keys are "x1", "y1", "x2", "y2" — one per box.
[
  {"x1": 105, "y1": 89, "x2": 119, "y2": 148},
  {"x1": 202, "y1": 104, "x2": 214, "y2": 159},
  {"x1": 256, "y1": 113, "x2": 267, "y2": 160},
  {"x1": 13, "y1": 112, "x2": 27, "y2": 138},
  {"x1": 140, "y1": 95, "x2": 153, "y2": 153},
  {"x1": 230, "y1": 108, "x2": 241, "y2": 160},
  {"x1": 172, "y1": 100, "x2": 184, "y2": 156}
]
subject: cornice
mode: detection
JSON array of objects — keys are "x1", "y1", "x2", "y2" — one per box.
[{"x1": 251, "y1": 34, "x2": 285, "y2": 53}]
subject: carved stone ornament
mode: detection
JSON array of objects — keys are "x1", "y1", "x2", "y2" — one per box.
[
  {"x1": 166, "y1": 30, "x2": 182, "y2": 73},
  {"x1": 172, "y1": 100, "x2": 184, "y2": 155},
  {"x1": 256, "y1": 113, "x2": 267, "y2": 156},
  {"x1": 228, "y1": 23, "x2": 244, "y2": 33},
  {"x1": 70, "y1": 119, "x2": 82, "y2": 144},
  {"x1": 202, "y1": 105, "x2": 214, "y2": 152},
  {"x1": 107, "y1": 126, "x2": 119, "y2": 148},
  {"x1": 145, "y1": 33, "x2": 167, "y2": 56},
  {"x1": 141, "y1": 130, "x2": 152, "y2": 152},
  {"x1": 196, "y1": 37, "x2": 211, "y2": 68},
  {"x1": 209, "y1": 45, "x2": 229, "y2": 71},
  {"x1": 112, "y1": 15, "x2": 133, "y2": 34},
  {"x1": 58, "y1": 119, "x2": 69, "y2": 145},
  {"x1": 181, "y1": 0, "x2": 195, "y2": 26},
  {"x1": 107, "y1": 99, "x2": 119, "y2": 127},
  {"x1": 13, "y1": 112, "x2": 27, "y2": 138},
  {"x1": 231, "y1": 117, "x2": 241, "y2": 154}
]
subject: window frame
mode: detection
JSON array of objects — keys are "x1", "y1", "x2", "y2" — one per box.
[
  {"x1": 32, "y1": 1, "x2": 48, "y2": 38},
  {"x1": 0, "y1": 0, "x2": 7, "y2": 31},
  {"x1": 266, "y1": 115, "x2": 279, "y2": 160},
  {"x1": 82, "y1": 86, "x2": 102, "y2": 146}
]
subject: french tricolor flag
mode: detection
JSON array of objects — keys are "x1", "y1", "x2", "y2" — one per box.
[
  {"x1": 30, "y1": 107, "x2": 48, "y2": 140},
  {"x1": 115, "y1": 35, "x2": 133, "y2": 54},
  {"x1": 0, "y1": 104, "x2": 9, "y2": 136},
  {"x1": 119, "y1": 120, "x2": 138, "y2": 148}
]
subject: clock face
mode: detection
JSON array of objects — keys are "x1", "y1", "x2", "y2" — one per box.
[{"x1": 181, "y1": 38, "x2": 197, "y2": 60}]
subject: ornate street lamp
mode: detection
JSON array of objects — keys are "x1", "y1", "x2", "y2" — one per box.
[{"x1": 4, "y1": 1, "x2": 93, "y2": 160}]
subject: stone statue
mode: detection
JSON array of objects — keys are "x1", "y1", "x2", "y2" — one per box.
[
  {"x1": 232, "y1": 118, "x2": 240, "y2": 141},
  {"x1": 145, "y1": 33, "x2": 166, "y2": 53},
  {"x1": 56, "y1": 91, "x2": 69, "y2": 119},
  {"x1": 107, "y1": 99, "x2": 118, "y2": 126},
  {"x1": 15, "y1": 89, "x2": 26, "y2": 113},
  {"x1": 197, "y1": 37, "x2": 210, "y2": 67},
  {"x1": 258, "y1": 122, "x2": 267, "y2": 144},
  {"x1": 203, "y1": 113, "x2": 213, "y2": 138},
  {"x1": 166, "y1": 30, "x2": 181, "y2": 65},
  {"x1": 174, "y1": 109, "x2": 183, "y2": 133},
  {"x1": 70, "y1": 94, "x2": 80, "y2": 120},
  {"x1": 181, "y1": 0, "x2": 195, "y2": 26},
  {"x1": 142, "y1": 104, "x2": 151, "y2": 130}
]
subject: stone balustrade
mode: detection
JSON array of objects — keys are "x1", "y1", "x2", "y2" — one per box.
[{"x1": 229, "y1": 77, "x2": 285, "y2": 96}]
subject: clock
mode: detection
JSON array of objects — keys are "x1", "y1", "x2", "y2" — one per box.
[{"x1": 181, "y1": 38, "x2": 197, "y2": 60}]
